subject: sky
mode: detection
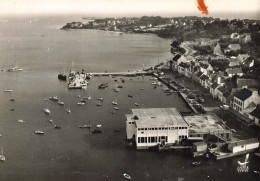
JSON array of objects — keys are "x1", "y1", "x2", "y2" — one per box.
[{"x1": 0, "y1": 0, "x2": 259, "y2": 19}]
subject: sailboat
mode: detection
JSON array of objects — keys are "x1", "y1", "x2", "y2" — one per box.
[
  {"x1": 7, "y1": 54, "x2": 23, "y2": 72},
  {"x1": 0, "y1": 146, "x2": 5, "y2": 162}
]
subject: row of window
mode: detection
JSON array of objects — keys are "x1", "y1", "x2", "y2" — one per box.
[
  {"x1": 234, "y1": 98, "x2": 243, "y2": 107},
  {"x1": 128, "y1": 122, "x2": 135, "y2": 125},
  {"x1": 138, "y1": 127, "x2": 187, "y2": 131},
  {"x1": 137, "y1": 136, "x2": 168, "y2": 143},
  {"x1": 234, "y1": 104, "x2": 242, "y2": 112}
]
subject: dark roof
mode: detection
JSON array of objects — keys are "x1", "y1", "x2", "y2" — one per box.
[
  {"x1": 196, "y1": 71, "x2": 203, "y2": 77},
  {"x1": 233, "y1": 88, "x2": 252, "y2": 101},
  {"x1": 172, "y1": 54, "x2": 181, "y2": 62},
  {"x1": 250, "y1": 105, "x2": 260, "y2": 119},
  {"x1": 211, "y1": 82, "x2": 219, "y2": 89},
  {"x1": 217, "y1": 86, "x2": 228, "y2": 94},
  {"x1": 223, "y1": 91, "x2": 231, "y2": 98},
  {"x1": 179, "y1": 62, "x2": 190, "y2": 68},
  {"x1": 200, "y1": 75, "x2": 209, "y2": 81},
  {"x1": 200, "y1": 63, "x2": 209, "y2": 69}
]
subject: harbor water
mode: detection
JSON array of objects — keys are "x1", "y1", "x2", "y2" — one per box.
[{"x1": 0, "y1": 15, "x2": 259, "y2": 181}]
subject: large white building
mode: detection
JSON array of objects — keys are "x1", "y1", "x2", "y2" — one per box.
[{"x1": 126, "y1": 108, "x2": 189, "y2": 149}]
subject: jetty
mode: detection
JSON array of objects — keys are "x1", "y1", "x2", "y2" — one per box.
[{"x1": 90, "y1": 71, "x2": 151, "y2": 77}]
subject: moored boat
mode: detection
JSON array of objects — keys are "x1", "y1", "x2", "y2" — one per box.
[
  {"x1": 34, "y1": 130, "x2": 44, "y2": 135},
  {"x1": 44, "y1": 108, "x2": 50, "y2": 114}
]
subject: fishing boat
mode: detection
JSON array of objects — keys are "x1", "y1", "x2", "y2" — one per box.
[
  {"x1": 58, "y1": 100, "x2": 64, "y2": 105},
  {"x1": 34, "y1": 130, "x2": 44, "y2": 135},
  {"x1": 44, "y1": 108, "x2": 50, "y2": 115},
  {"x1": 123, "y1": 173, "x2": 131, "y2": 180},
  {"x1": 0, "y1": 146, "x2": 5, "y2": 162},
  {"x1": 77, "y1": 102, "x2": 85, "y2": 106},
  {"x1": 49, "y1": 96, "x2": 58, "y2": 101},
  {"x1": 4, "y1": 89, "x2": 13, "y2": 92}
]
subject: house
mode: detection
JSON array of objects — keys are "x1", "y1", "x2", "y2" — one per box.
[
  {"x1": 239, "y1": 33, "x2": 251, "y2": 44},
  {"x1": 225, "y1": 44, "x2": 241, "y2": 53},
  {"x1": 233, "y1": 88, "x2": 260, "y2": 115},
  {"x1": 242, "y1": 57, "x2": 255, "y2": 69},
  {"x1": 223, "y1": 91, "x2": 233, "y2": 105},
  {"x1": 199, "y1": 62, "x2": 213, "y2": 75},
  {"x1": 213, "y1": 43, "x2": 223, "y2": 55},
  {"x1": 216, "y1": 86, "x2": 229, "y2": 102},
  {"x1": 237, "y1": 78, "x2": 259, "y2": 89},
  {"x1": 126, "y1": 108, "x2": 189, "y2": 149},
  {"x1": 210, "y1": 82, "x2": 221, "y2": 98},
  {"x1": 226, "y1": 67, "x2": 243, "y2": 77},
  {"x1": 199, "y1": 74, "x2": 209, "y2": 89},
  {"x1": 228, "y1": 138, "x2": 259, "y2": 154},
  {"x1": 228, "y1": 57, "x2": 241, "y2": 67},
  {"x1": 249, "y1": 105, "x2": 260, "y2": 126},
  {"x1": 171, "y1": 54, "x2": 181, "y2": 70},
  {"x1": 178, "y1": 62, "x2": 191, "y2": 77},
  {"x1": 237, "y1": 54, "x2": 250, "y2": 63}
]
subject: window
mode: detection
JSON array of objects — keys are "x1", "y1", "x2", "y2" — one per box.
[
  {"x1": 140, "y1": 137, "x2": 144, "y2": 143},
  {"x1": 138, "y1": 137, "x2": 140, "y2": 143},
  {"x1": 144, "y1": 137, "x2": 147, "y2": 143},
  {"x1": 159, "y1": 128, "x2": 161, "y2": 130},
  {"x1": 138, "y1": 128, "x2": 140, "y2": 131},
  {"x1": 151, "y1": 137, "x2": 155, "y2": 143},
  {"x1": 148, "y1": 137, "x2": 151, "y2": 143},
  {"x1": 155, "y1": 128, "x2": 158, "y2": 130}
]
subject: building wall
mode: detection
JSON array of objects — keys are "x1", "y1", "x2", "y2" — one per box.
[
  {"x1": 228, "y1": 142, "x2": 259, "y2": 153},
  {"x1": 126, "y1": 120, "x2": 136, "y2": 140},
  {"x1": 249, "y1": 115, "x2": 260, "y2": 126}
]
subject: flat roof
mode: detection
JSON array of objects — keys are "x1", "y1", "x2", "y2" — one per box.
[
  {"x1": 184, "y1": 114, "x2": 231, "y2": 134},
  {"x1": 127, "y1": 108, "x2": 188, "y2": 128}
]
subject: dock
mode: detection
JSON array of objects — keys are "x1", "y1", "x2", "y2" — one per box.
[{"x1": 90, "y1": 71, "x2": 152, "y2": 77}]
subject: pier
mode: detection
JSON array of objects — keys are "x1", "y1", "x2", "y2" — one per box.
[{"x1": 90, "y1": 71, "x2": 152, "y2": 77}]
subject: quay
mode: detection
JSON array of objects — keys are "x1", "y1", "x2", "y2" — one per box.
[{"x1": 90, "y1": 71, "x2": 152, "y2": 77}]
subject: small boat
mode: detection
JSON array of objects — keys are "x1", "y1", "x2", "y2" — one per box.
[
  {"x1": 10, "y1": 98, "x2": 15, "y2": 102},
  {"x1": 92, "y1": 129, "x2": 102, "y2": 134},
  {"x1": 58, "y1": 101, "x2": 64, "y2": 105},
  {"x1": 98, "y1": 83, "x2": 108, "y2": 89},
  {"x1": 254, "y1": 153, "x2": 260, "y2": 157},
  {"x1": 0, "y1": 146, "x2": 5, "y2": 162},
  {"x1": 140, "y1": 88, "x2": 144, "y2": 90},
  {"x1": 112, "y1": 98, "x2": 118, "y2": 105},
  {"x1": 4, "y1": 89, "x2": 13, "y2": 92},
  {"x1": 49, "y1": 120, "x2": 53, "y2": 124},
  {"x1": 49, "y1": 96, "x2": 58, "y2": 101},
  {"x1": 192, "y1": 162, "x2": 201, "y2": 166},
  {"x1": 77, "y1": 102, "x2": 85, "y2": 106},
  {"x1": 118, "y1": 85, "x2": 123, "y2": 88},
  {"x1": 96, "y1": 100, "x2": 101, "y2": 106},
  {"x1": 78, "y1": 95, "x2": 81, "y2": 98},
  {"x1": 67, "y1": 109, "x2": 71, "y2": 114},
  {"x1": 96, "y1": 97, "x2": 103, "y2": 101},
  {"x1": 18, "y1": 120, "x2": 24, "y2": 123},
  {"x1": 7, "y1": 66, "x2": 23, "y2": 72},
  {"x1": 10, "y1": 108, "x2": 15, "y2": 111},
  {"x1": 114, "y1": 107, "x2": 119, "y2": 110},
  {"x1": 253, "y1": 170, "x2": 260, "y2": 174},
  {"x1": 123, "y1": 173, "x2": 131, "y2": 180},
  {"x1": 135, "y1": 103, "x2": 140, "y2": 106},
  {"x1": 34, "y1": 130, "x2": 44, "y2": 135},
  {"x1": 44, "y1": 99, "x2": 48, "y2": 101},
  {"x1": 44, "y1": 108, "x2": 50, "y2": 114},
  {"x1": 96, "y1": 124, "x2": 102, "y2": 128},
  {"x1": 79, "y1": 125, "x2": 88, "y2": 128},
  {"x1": 54, "y1": 125, "x2": 61, "y2": 129},
  {"x1": 80, "y1": 99, "x2": 86, "y2": 103},
  {"x1": 128, "y1": 94, "x2": 133, "y2": 98}
]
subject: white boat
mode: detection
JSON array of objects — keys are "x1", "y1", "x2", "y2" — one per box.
[
  {"x1": 112, "y1": 98, "x2": 118, "y2": 105},
  {"x1": 58, "y1": 100, "x2": 64, "y2": 105},
  {"x1": 135, "y1": 103, "x2": 140, "y2": 106},
  {"x1": 96, "y1": 97, "x2": 103, "y2": 101},
  {"x1": 7, "y1": 66, "x2": 23, "y2": 72},
  {"x1": 4, "y1": 89, "x2": 13, "y2": 92},
  {"x1": 66, "y1": 109, "x2": 71, "y2": 114},
  {"x1": 114, "y1": 106, "x2": 119, "y2": 110},
  {"x1": 34, "y1": 130, "x2": 44, "y2": 135},
  {"x1": 18, "y1": 120, "x2": 24, "y2": 123},
  {"x1": 0, "y1": 146, "x2": 5, "y2": 162},
  {"x1": 96, "y1": 124, "x2": 102, "y2": 128},
  {"x1": 77, "y1": 102, "x2": 85, "y2": 106},
  {"x1": 44, "y1": 108, "x2": 50, "y2": 114},
  {"x1": 49, "y1": 96, "x2": 58, "y2": 101},
  {"x1": 123, "y1": 173, "x2": 131, "y2": 180},
  {"x1": 114, "y1": 88, "x2": 119, "y2": 92}
]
